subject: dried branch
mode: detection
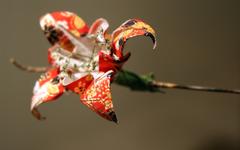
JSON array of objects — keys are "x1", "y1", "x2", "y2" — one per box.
[
  {"x1": 10, "y1": 58, "x2": 240, "y2": 95},
  {"x1": 10, "y1": 58, "x2": 47, "y2": 73},
  {"x1": 151, "y1": 81, "x2": 240, "y2": 94}
]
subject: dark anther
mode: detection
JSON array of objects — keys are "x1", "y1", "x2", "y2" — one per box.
[
  {"x1": 51, "y1": 77, "x2": 60, "y2": 84},
  {"x1": 43, "y1": 25, "x2": 63, "y2": 45}
]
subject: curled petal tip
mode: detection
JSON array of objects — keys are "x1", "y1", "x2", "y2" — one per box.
[
  {"x1": 153, "y1": 41, "x2": 157, "y2": 50},
  {"x1": 109, "y1": 111, "x2": 118, "y2": 124},
  {"x1": 145, "y1": 32, "x2": 157, "y2": 50},
  {"x1": 31, "y1": 108, "x2": 46, "y2": 121},
  {"x1": 152, "y1": 40, "x2": 157, "y2": 50}
]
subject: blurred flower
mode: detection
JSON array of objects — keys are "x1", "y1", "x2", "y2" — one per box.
[{"x1": 32, "y1": 11, "x2": 156, "y2": 123}]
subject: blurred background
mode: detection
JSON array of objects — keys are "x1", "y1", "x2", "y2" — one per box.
[{"x1": 0, "y1": 0, "x2": 239, "y2": 150}]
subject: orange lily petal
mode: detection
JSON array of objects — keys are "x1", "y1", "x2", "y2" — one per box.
[
  {"x1": 112, "y1": 19, "x2": 157, "y2": 59},
  {"x1": 80, "y1": 72, "x2": 118, "y2": 123},
  {"x1": 40, "y1": 11, "x2": 89, "y2": 52},
  {"x1": 31, "y1": 68, "x2": 64, "y2": 120}
]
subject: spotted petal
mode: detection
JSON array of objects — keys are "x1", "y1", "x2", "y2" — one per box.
[
  {"x1": 40, "y1": 11, "x2": 89, "y2": 52},
  {"x1": 31, "y1": 68, "x2": 64, "y2": 120},
  {"x1": 79, "y1": 71, "x2": 118, "y2": 123},
  {"x1": 112, "y1": 19, "x2": 157, "y2": 60}
]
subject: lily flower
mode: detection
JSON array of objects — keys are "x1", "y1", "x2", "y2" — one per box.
[{"x1": 32, "y1": 11, "x2": 156, "y2": 123}]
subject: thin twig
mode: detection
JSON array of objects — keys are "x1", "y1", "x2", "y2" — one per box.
[
  {"x1": 151, "y1": 81, "x2": 240, "y2": 94},
  {"x1": 10, "y1": 58, "x2": 240, "y2": 95},
  {"x1": 10, "y1": 58, "x2": 47, "y2": 73}
]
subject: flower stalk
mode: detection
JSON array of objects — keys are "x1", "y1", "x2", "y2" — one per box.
[{"x1": 10, "y1": 58, "x2": 240, "y2": 95}]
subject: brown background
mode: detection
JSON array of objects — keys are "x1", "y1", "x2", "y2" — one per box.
[{"x1": 0, "y1": 0, "x2": 239, "y2": 150}]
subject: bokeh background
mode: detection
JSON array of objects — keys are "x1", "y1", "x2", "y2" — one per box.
[{"x1": 0, "y1": 0, "x2": 239, "y2": 150}]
